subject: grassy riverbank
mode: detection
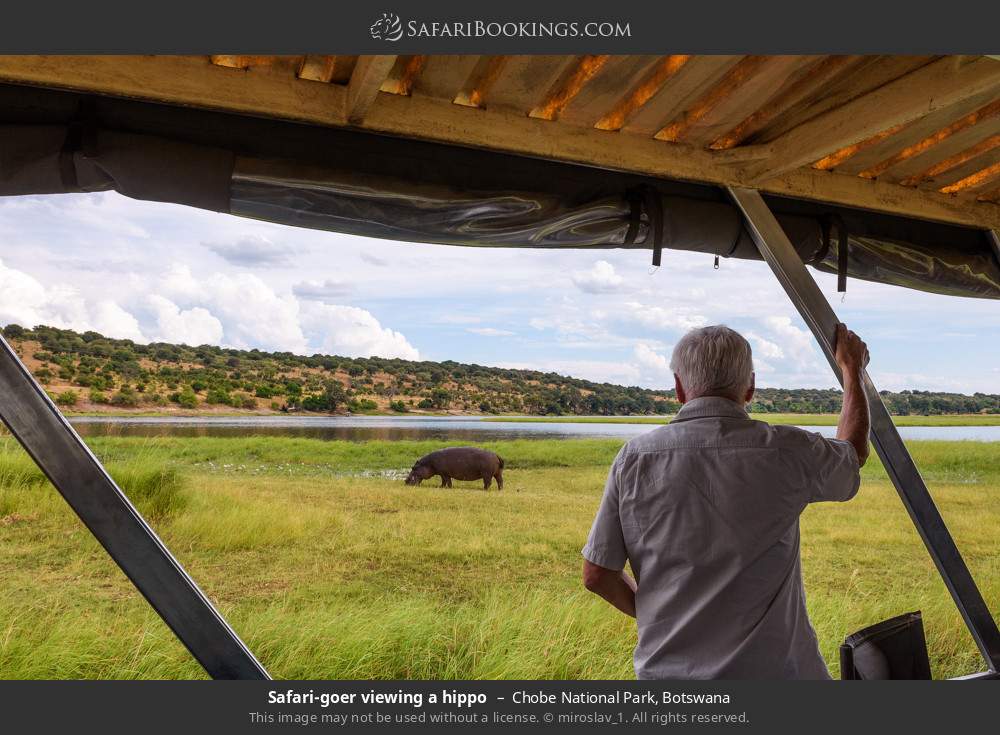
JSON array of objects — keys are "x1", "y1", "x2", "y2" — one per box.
[{"x1": 1, "y1": 436, "x2": 998, "y2": 679}]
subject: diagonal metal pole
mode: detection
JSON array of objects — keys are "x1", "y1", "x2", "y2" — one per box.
[
  {"x1": 728, "y1": 186, "x2": 1000, "y2": 673},
  {"x1": 0, "y1": 333, "x2": 270, "y2": 679}
]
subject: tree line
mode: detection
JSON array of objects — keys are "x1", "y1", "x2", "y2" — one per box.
[{"x1": 3, "y1": 324, "x2": 997, "y2": 416}]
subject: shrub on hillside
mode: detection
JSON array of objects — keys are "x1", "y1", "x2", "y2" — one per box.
[
  {"x1": 170, "y1": 389, "x2": 198, "y2": 409},
  {"x1": 111, "y1": 387, "x2": 140, "y2": 407},
  {"x1": 55, "y1": 390, "x2": 79, "y2": 407},
  {"x1": 205, "y1": 388, "x2": 232, "y2": 406},
  {"x1": 348, "y1": 398, "x2": 378, "y2": 412}
]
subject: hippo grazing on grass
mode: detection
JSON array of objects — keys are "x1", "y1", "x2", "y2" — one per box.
[{"x1": 405, "y1": 447, "x2": 504, "y2": 491}]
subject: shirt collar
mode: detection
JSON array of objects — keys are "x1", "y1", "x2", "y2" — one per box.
[{"x1": 671, "y1": 396, "x2": 750, "y2": 423}]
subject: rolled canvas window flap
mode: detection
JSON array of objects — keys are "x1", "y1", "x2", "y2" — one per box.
[
  {"x1": 0, "y1": 124, "x2": 112, "y2": 196},
  {"x1": 0, "y1": 123, "x2": 233, "y2": 210},
  {"x1": 231, "y1": 160, "x2": 1000, "y2": 298},
  {"x1": 230, "y1": 158, "x2": 643, "y2": 248},
  {"x1": 812, "y1": 235, "x2": 1000, "y2": 300}
]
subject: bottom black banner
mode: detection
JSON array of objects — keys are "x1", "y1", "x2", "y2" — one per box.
[{"x1": 0, "y1": 679, "x2": 995, "y2": 733}]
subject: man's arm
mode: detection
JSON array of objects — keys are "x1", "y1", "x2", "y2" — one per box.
[
  {"x1": 582, "y1": 560, "x2": 637, "y2": 618},
  {"x1": 834, "y1": 323, "x2": 870, "y2": 467}
]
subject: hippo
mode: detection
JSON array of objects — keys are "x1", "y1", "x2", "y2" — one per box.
[{"x1": 405, "y1": 447, "x2": 504, "y2": 491}]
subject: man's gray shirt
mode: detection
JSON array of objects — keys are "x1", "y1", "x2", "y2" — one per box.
[{"x1": 582, "y1": 396, "x2": 860, "y2": 680}]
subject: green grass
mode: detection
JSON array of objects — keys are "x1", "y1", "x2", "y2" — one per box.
[
  {"x1": 1, "y1": 436, "x2": 999, "y2": 679},
  {"x1": 485, "y1": 413, "x2": 1000, "y2": 426}
]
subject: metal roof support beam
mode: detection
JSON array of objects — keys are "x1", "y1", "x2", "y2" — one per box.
[
  {"x1": 728, "y1": 186, "x2": 1000, "y2": 675},
  {"x1": 347, "y1": 55, "x2": 397, "y2": 124},
  {"x1": 0, "y1": 333, "x2": 270, "y2": 680}
]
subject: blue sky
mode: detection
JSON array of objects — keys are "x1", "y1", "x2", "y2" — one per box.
[{"x1": 0, "y1": 191, "x2": 997, "y2": 394}]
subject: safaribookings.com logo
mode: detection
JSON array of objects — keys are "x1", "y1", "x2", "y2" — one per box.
[{"x1": 369, "y1": 13, "x2": 631, "y2": 41}]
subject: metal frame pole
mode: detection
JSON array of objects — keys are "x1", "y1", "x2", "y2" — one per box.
[
  {"x1": 728, "y1": 186, "x2": 1000, "y2": 673},
  {"x1": 0, "y1": 333, "x2": 270, "y2": 679}
]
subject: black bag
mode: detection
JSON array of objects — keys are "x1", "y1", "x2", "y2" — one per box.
[{"x1": 840, "y1": 611, "x2": 932, "y2": 680}]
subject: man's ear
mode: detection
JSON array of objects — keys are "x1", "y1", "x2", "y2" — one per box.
[
  {"x1": 744, "y1": 373, "x2": 756, "y2": 405},
  {"x1": 674, "y1": 374, "x2": 687, "y2": 404}
]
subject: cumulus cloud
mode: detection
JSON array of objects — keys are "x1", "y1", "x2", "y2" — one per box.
[
  {"x1": 745, "y1": 331, "x2": 785, "y2": 360},
  {"x1": 301, "y1": 303, "x2": 419, "y2": 360},
  {"x1": 763, "y1": 316, "x2": 816, "y2": 361},
  {"x1": 156, "y1": 267, "x2": 420, "y2": 358},
  {"x1": 571, "y1": 260, "x2": 627, "y2": 294},
  {"x1": 622, "y1": 301, "x2": 708, "y2": 332},
  {"x1": 0, "y1": 258, "x2": 145, "y2": 341},
  {"x1": 203, "y1": 234, "x2": 296, "y2": 267},
  {"x1": 634, "y1": 343, "x2": 671, "y2": 373},
  {"x1": 292, "y1": 279, "x2": 355, "y2": 301},
  {"x1": 159, "y1": 265, "x2": 307, "y2": 352},
  {"x1": 89, "y1": 301, "x2": 146, "y2": 342},
  {"x1": 467, "y1": 327, "x2": 515, "y2": 337},
  {"x1": 631, "y1": 342, "x2": 677, "y2": 389},
  {"x1": 147, "y1": 295, "x2": 224, "y2": 346},
  {"x1": 0, "y1": 256, "x2": 420, "y2": 361}
]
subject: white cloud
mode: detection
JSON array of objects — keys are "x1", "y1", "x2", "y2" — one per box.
[
  {"x1": 159, "y1": 265, "x2": 307, "y2": 353},
  {"x1": 745, "y1": 331, "x2": 785, "y2": 360},
  {"x1": 571, "y1": 260, "x2": 627, "y2": 294},
  {"x1": 466, "y1": 327, "x2": 516, "y2": 337},
  {"x1": 0, "y1": 258, "x2": 420, "y2": 361},
  {"x1": 0, "y1": 258, "x2": 145, "y2": 342},
  {"x1": 156, "y1": 267, "x2": 419, "y2": 358},
  {"x1": 147, "y1": 295, "x2": 224, "y2": 346},
  {"x1": 868, "y1": 371, "x2": 971, "y2": 393},
  {"x1": 754, "y1": 358, "x2": 776, "y2": 374},
  {"x1": 632, "y1": 342, "x2": 675, "y2": 389},
  {"x1": 634, "y1": 342, "x2": 671, "y2": 374},
  {"x1": 763, "y1": 316, "x2": 817, "y2": 361},
  {"x1": 292, "y1": 279, "x2": 354, "y2": 301},
  {"x1": 203, "y1": 234, "x2": 296, "y2": 267},
  {"x1": 301, "y1": 303, "x2": 419, "y2": 360},
  {"x1": 89, "y1": 301, "x2": 146, "y2": 343},
  {"x1": 621, "y1": 301, "x2": 708, "y2": 331}
]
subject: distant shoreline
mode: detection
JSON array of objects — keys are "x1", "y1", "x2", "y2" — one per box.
[{"x1": 56, "y1": 410, "x2": 1000, "y2": 427}]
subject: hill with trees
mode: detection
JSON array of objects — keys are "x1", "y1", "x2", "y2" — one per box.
[{"x1": 3, "y1": 324, "x2": 998, "y2": 417}]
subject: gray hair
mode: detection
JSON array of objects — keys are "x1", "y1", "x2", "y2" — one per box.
[{"x1": 669, "y1": 325, "x2": 754, "y2": 400}]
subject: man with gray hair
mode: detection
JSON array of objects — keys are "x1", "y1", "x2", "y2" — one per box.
[{"x1": 582, "y1": 323, "x2": 870, "y2": 679}]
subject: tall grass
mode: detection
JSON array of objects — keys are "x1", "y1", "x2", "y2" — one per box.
[
  {"x1": 0, "y1": 440, "x2": 187, "y2": 520},
  {"x1": 1, "y1": 435, "x2": 999, "y2": 679}
]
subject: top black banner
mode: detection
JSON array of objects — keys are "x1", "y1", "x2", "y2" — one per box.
[{"x1": 2, "y1": 0, "x2": 1000, "y2": 54}]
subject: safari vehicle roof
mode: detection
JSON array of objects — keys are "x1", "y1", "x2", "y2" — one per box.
[{"x1": 1, "y1": 54, "x2": 999, "y2": 298}]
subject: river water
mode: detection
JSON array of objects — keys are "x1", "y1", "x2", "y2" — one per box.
[{"x1": 67, "y1": 415, "x2": 1000, "y2": 442}]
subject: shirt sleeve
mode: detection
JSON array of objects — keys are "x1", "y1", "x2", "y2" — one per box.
[
  {"x1": 581, "y1": 450, "x2": 629, "y2": 570},
  {"x1": 804, "y1": 432, "x2": 862, "y2": 503}
]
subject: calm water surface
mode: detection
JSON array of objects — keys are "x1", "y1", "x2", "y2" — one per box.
[{"x1": 67, "y1": 415, "x2": 1000, "y2": 442}]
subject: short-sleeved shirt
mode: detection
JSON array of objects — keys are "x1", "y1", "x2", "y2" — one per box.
[{"x1": 582, "y1": 396, "x2": 860, "y2": 680}]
